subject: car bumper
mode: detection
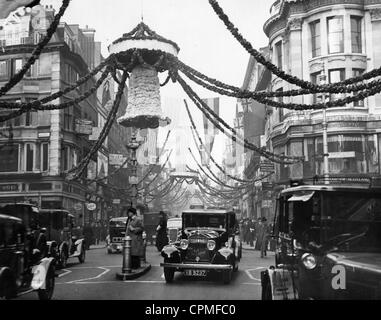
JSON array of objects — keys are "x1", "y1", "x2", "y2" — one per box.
[{"x1": 160, "y1": 263, "x2": 233, "y2": 271}]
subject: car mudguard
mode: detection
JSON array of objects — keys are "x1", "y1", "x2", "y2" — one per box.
[
  {"x1": 69, "y1": 238, "x2": 84, "y2": 257},
  {"x1": 31, "y1": 257, "x2": 55, "y2": 290},
  {"x1": 161, "y1": 245, "x2": 180, "y2": 260},
  {"x1": 262, "y1": 268, "x2": 299, "y2": 300}
]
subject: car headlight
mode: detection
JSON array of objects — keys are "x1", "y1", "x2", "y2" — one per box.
[
  {"x1": 180, "y1": 239, "x2": 189, "y2": 250},
  {"x1": 207, "y1": 240, "x2": 216, "y2": 251},
  {"x1": 301, "y1": 253, "x2": 317, "y2": 270}
]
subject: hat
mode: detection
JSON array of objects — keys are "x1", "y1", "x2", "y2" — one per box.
[{"x1": 127, "y1": 207, "x2": 137, "y2": 215}]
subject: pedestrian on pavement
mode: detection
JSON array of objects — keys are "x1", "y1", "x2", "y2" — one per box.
[
  {"x1": 126, "y1": 207, "x2": 144, "y2": 269},
  {"x1": 243, "y1": 219, "x2": 250, "y2": 244},
  {"x1": 257, "y1": 217, "x2": 269, "y2": 258},
  {"x1": 248, "y1": 219, "x2": 256, "y2": 247},
  {"x1": 156, "y1": 211, "x2": 168, "y2": 252}
]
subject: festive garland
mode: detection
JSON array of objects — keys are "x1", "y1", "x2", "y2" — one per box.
[
  {"x1": 176, "y1": 74, "x2": 301, "y2": 164},
  {"x1": 185, "y1": 100, "x2": 258, "y2": 184},
  {"x1": 174, "y1": 57, "x2": 381, "y2": 98},
  {"x1": 0, "y1": 67, "x2": 111, "y2": 122},
  {"x1": 208, "y1": 0, "x2": 381, "y2": 91},
  {"x1": 66, "y1": 70, "x2": 129, "y2": 180},
  {"x1": 0, "y1": 0, "x2": 71, "y2": 97}
]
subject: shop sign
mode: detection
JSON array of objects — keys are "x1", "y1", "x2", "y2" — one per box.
[
  {"x1": 86, "y1": 203, "x2": 97, "y2": 211},
  {"x1": 262, "y1": 200, "x2": 272, "y2": 208},
  {"x1": 260, "y1": 161, "x2": 275, "y2": 172},
  {"x1": 109, "y1": 154, "x2": 126, "y2": 166},
  {"x1": 75, "y1": 119, "x2": 93, "y2": 135},
  {"x1": 112, "y1": 199, "x2": 121, "y2": 204}
]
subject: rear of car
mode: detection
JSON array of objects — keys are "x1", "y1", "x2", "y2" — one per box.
[{"x1": 107, "y1": 217, "x2": 127, "y2": 253}]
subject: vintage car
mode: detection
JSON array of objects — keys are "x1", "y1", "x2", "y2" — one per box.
[
  {"x1": 38, "y1": 209, "x2": 86, "y2": 268},
  {"x1": 106, "y1": 217, "x2": 128, "y2": 254},
  {"x1": 261, "y1": 178, "x2": 381, "y2": 300},
  {"x1": 0, "y1": 213, "x2": 55, "y2": 300},
  {"x1": 160, "y1": 209, "x2": 242, "y2": 284},
  {"x1": 167, "y1": 217, "x2": 182, "y2": 244},
  {"x1": 0, "y1": 203, "x2": 47, "y2": 256}
]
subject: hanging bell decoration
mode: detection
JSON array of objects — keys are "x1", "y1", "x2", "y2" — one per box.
[{"x1": 109, "y1": 22, "x2": 180, "y2": 130}]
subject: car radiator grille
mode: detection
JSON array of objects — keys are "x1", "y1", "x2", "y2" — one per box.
[{"x1": 185, "y1": 242, "x2": 210, "y2": 262}]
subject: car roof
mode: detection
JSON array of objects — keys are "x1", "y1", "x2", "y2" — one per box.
[
  {"x1": 281, "y1": 184, "x2": 381, "y2": 195},
  {"x1": 182, "y1": 209, "x2": 232, "y2": 215},
  {"x1": 0, "y1": 214, "x2": 22, "y2": 223}
]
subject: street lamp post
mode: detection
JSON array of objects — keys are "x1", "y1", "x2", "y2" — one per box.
[{"x1": 318, "y1": 67, "x2": 329, "y2": 184}]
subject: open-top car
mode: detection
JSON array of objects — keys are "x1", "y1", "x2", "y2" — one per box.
[
  {"x1": 0, "y1": 213, "x2": 55, "y2": 300},
  {"x1": 106, "y1": 217, "x2": 128, "y2": 254},
  {"x1": 261, "y1": 177, "x2": 381, "y2": 300},
  {"x1": 160, "y1": 209, "x2": 242, "y2": 284},
  {"x1": 38, "y1": 209, "x2": 86, "y2": 268}
]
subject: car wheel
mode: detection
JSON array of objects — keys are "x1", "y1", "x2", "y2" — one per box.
[
  {"x1": 222, "y1": 270, "x2": 232, "y2": 284},
  {"x1": 59, "y1": 250, "x2": 68, "y2": 269},
  {"x1": 164, "y1": 268, "x2": 175, "y2": 283},
  {"x1": 107, "y1": 248, "x2": 112, "y2": 254},
  {"x1": 78, "y1": 249, "x2": 86, "y2": 263},
  {"x1": 38, "y1": 267, "x2": 55, "y2": 300},
  {"x1": 233, "y1": 261, "x2": 239, "y2": 272},
  {"x1": 2, "y1": 275, "x2": 16, "y2": 300}
]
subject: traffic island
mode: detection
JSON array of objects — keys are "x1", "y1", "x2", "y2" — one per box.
[{"x1": 116, "y1": 262, "x2": 151, "y2": 281}]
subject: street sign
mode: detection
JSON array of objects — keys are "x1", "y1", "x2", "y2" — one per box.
[
  {"x1": 86, "y1": 203, "x2": 97, "y2": 211},
  {"x1": 109, "y1": 154, "x2": 126, "y2": 166}
]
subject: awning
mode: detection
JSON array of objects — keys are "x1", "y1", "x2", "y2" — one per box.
[{"x1": 288, "y1": 192, "x2": 315, "y2": 202}]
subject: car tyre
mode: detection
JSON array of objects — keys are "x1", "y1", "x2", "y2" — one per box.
[
  {"x1": 164, "y1": 268, "x2": 174, "y2": 283},
  {"x1": 38, "y1": 267, "x2": 55, "y2": 300},
  {"x1": 2, "y1": 275, "x2": 16, "y2": 300},
  {"x1": 78, "y1": 249, "x2": 86, "y2": 263},
  {"x1": 59, "y1": 250, "x2": 68, "y2": 269}
]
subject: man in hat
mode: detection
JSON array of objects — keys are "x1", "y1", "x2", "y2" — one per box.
[
  {"x1": 257, "y1": 217, "x2": 269, "y2": 258},
  {"x1": 126, "y1": 207, "x2": 144, "y2": 269}
]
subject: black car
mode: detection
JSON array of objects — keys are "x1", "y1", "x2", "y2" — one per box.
[
  {"x1": 261, "y1": 178, "x2": 381, "y2": 300},
  {"x1": 160, "y1": 209, "x2": 242, "y2": 284},
  {"x1": 0, "y1": 213, "x2": 55, "y2": 300},
  {"x1": 106, "y1": 217, "x2": 127, "y2": 254}
]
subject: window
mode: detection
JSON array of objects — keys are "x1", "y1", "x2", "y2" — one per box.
[
  {"x1": 25, "y1": 143, "x2": 35, "y2": 172},
  {"x1": 41, "y1": 143, "x2": 49, "y2": 172},
  {"x1": 328, "y1": 16, "x2": 344, "y2": 54},
  {"x1": 311, "y1": 72, "x2": 321, "y2": 103},
  {"x1": 25, "y1": 111, "x2": 32, "y2": 127},
  {"x1": 353, "y1": 69, "x2": 365, "y2": 107},
  {"x1": 351, "y1": 16, "x2": 362, "y2": 53},
  {"x1": 329, "y1": 69, "x2": 345, "y2": 101},
  {"x1": 12, "y1": 59, "x2": 23, "y2": 75},
  {"x1": 0, "y1": 60, "x2": 9, "y2": 79},
  {"x1": 275, "y1": 41, "x2": 283, "y2": 70},
  {"x1": 310, "y1": 20, "x2": 321, "y2": 57},
  {"x1": 0, "y1": 144, "x2": 19, "y2": 172}
]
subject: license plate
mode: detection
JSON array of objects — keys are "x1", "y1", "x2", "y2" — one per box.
[{"x1": 184, "y1": 269, "x2": 207, "y2": 277}]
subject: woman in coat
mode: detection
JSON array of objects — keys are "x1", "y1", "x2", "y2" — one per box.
[
  {"x1": 156, "y1": 211, "x2": 168, "y2": 252},
  {"x1": 126, "y1": 207, "x2": 144, "y2": 269}
]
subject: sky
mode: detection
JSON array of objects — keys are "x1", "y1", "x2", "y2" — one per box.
[{"x1": 41, "y1": 0, "x2": 272, "y2": 167}]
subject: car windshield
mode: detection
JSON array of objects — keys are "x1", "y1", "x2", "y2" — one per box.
[
  {"x1": 183, "y1": 213, "x2": 225, "y2": 230},
  {"x1": 109, "y1": 219, "x2": 127, "y2": 228},
  {"x1": 289, "y1": 191, "x2": 381, "y2": 252}
]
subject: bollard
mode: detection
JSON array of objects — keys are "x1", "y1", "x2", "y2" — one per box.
[
  {"x1": 122, "y1": 235, "x2": 132, "y2": 274},
  {"x1": 142, "y1": 231, "x2": 147, "y2": 264}
]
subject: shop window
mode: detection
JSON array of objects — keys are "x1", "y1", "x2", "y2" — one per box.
[{"x1": 327, "y1": 16, "x2": 344, "y2": 54}]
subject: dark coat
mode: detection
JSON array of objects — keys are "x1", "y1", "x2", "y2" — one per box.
[
  {"x1": 156, "y1": 215, "x2": 168, "y2": 250},
  {"x1": 255, "y1": 223, "x2": 269, "y2": 250},
  {"x1": 127, "y1": 216, "x2": 144, "y2": 257}
]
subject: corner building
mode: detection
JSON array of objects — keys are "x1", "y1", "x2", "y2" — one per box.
[{"x1": 264, "y1": 0, "x2": 381, "y2": 188}]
